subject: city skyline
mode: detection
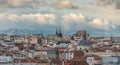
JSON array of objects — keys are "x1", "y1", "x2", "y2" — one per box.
[{"x1": 0, "y1": 0, "x2": 120, "y2": 36}]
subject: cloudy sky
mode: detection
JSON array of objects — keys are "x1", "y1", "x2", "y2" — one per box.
[{"x1": 0, "y1": 0, "x2": 120, "y2": 36}]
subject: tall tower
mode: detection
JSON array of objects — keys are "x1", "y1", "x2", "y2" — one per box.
[
  {"x1": 58, "y1": 25, "x2": 62, "y2": 37},
  {"x1": 59, "y1": 25, "x2": 61, "y2": 34},
  {"x1": 56, "y1": 26, "x2": 58, "y2": 35}
]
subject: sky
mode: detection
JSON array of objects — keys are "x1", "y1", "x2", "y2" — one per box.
[{"x1": 0, "y1": 0, "x2": 120, "y2": 37}]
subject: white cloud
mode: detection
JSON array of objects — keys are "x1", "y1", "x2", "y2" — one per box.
[
  {"x1": 62, "y1": 13, "x2": 85, "y2": 22},
  {"x1": 61, "y1": 13, "x2": 87, "y2": 30},
  {"x1": 89, "y1": 18, "x2": 115, "y2": 30},
  {"x1": 96, "y1": 0, "x2": 120, "y2": 9},
  {"x1": 20, "y1": 14, "x2": 56, "y2": 25},
  {"x1": 0, "y1": 14, "x2": 5, "y2": 19},
  {"x1": 0, "y1": 13, "x2": 56, "y2": 30},
  {"x1": 8, "y1": 14, "x2": 19, "y2": 21},
  {"x1": 8, "y1": 0, "x2": 34, "y2": 7},
  {"x1": 60, "y1": 13, "x2": 118, "y2": 31},
  {"x1": 0, "y1": 13, "x2": 119, "y2": 32},
  {"x1": 80, "y1": 4, "x2": 120, "y2": 21},
  {"x1": 0, "y1": 0, "x2": 46, "y2": 8},
  {"x1": 97, "y1": 0, "x2": 114, "y2": 6},
  {"x1": 54, "y1": 0, "x2": 77, "y2": 9},
  {"x1": 61, "y1": 13, "x2": 117, "y2": 31}
]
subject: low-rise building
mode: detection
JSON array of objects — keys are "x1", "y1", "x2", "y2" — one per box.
[{"x1": 102, "y1": 56, "x2": 120, "y2": 65}]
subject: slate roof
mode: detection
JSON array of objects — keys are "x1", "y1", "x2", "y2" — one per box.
[
  {"x1": 78, "y1": 39, "x2": 90, "y2": 46},
  {"x1": 57, "y1": 41, "x2": 70, "y2": 45},
  {"x1": 77, "y1": 33, "x2": 90, "y2": 46}
]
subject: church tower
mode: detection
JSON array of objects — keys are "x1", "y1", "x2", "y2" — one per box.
[
  {"x1": 55, "y1": 25, "x2": 62, "y2": 37},
  {"x1": 56, "y1": 27, "x2": 58, "y2": 35}
]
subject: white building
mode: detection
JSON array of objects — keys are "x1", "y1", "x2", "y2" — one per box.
[{"x1": 0, "y1": 55, "x2": 13, "y2": 63}]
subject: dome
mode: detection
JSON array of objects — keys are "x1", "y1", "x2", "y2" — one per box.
[{"x1": 77, "y1": 39, "x2": 90, "y2": 46}]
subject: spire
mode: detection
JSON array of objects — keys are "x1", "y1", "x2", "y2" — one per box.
[
  {"x1": 59, "y1": 25, "x2": 61, "y2": 33},
  {"x1": 57, "y1": 25, "x2": 62, "y2": 37},
  {"x1": 56, "y1": 26, "x2": 58, "y2": 35}
]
